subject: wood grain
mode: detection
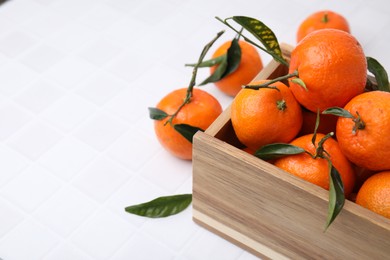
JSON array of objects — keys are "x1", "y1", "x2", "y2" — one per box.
[{"x1": 192, "y1": 44, "x2": 390, "y2": 259}]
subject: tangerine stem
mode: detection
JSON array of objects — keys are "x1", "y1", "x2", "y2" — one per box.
[
  {"x1": 165, "y1": 30, "x2": 225, "y2": 126},
  {"x1": 244, "y1": 70, "x2": 299, "y2": 90}
]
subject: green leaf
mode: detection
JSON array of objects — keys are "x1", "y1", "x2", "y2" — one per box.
[
  {"x1": 231, "y1": 16, "x2": 287, "y2": 65},
  {"x1": 322, "y1": 107, "x2": 354, "y2": 118},
  {"x1": 198, "y1": 37, "x2": 242, "y2": 86},
  {"x1": 367, "y1": 56, "x2": 390, "y2": 92},
  {"x1": 125, "y1": 194, "x2": 192, "y2": 218},
  {"x1": 174, "y1": 124, "x2": 204, "y2": 143},
  {"x1": 291, "y1": 78, "x2": 308, "y2": 91},
  {"x1": 185, "y1": 55, "x2": 226, "y2": 68},
  {"x1": 255, "y1": 143, "x2": 306, "y2": 160},
  {"x1": 199, "y1": 55, "x2": 228, "y2": 85},
  {"x1": 223, "y1": 37, "x2": 241, "y2": 76},
  {"x1": 324, "y1": 162, "x2": 345, "y2": 230},
  {"x1": 148, "y1": 107, "x2": 168, "y2": 120}
]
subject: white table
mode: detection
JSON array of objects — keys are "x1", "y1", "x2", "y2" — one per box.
[{"x1": 0, "y1": 0, "x2": 389, "y2": 259}]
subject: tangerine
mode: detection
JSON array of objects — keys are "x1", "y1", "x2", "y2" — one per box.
[
  {"x1": 231, "y1": 80, "x2": 302, "y2": 151},
  {"x1": 154, "y1": 88, "x2": 222, "y2": 160},
  {"x1": 289, "y1": 29, "x2": 367, "y2": 112},
  {"x1": 299, "y1": 108, "x2": 338, "y2": 136},
  {"x1": 297, "y1": 10, "x2": 350, "y2": 43},
  {"x1": 274, "y1": 133, "x2": 356, "y2": 197},
  {"x1": 335, "y1": 90, "x2": 390, "y2": 171},
  {"x1": 356, "y1": 171, "x2": 390, "y2": 219},
  {"x1": 210, "y1": 40, "x2": 263, "y2": 96}
]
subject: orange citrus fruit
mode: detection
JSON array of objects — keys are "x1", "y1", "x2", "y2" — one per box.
[
  {"x1": 154, "y1": 88, "x2": 222, "y2": 160},
  {"x1": 289, "y1": 29, "x2": 367, "y2": 113},
  {"x1": 274, "y1": 133, "x2": 356, "y2": 197},
  {"x1": 297, "y1": 10, "x2": 350, "y2": 43},
  {"x1": 299, "y1": 107, "x2": 338, "y2": 136},
  {"x1": 231, "y1": 80, "x2": 302, "y2": 151},
  {"x1": 335, "y1": 90, "x2": 390, "y2": 171},
  {"x1": 356, "y1": 171, "x2": 390, "y2": 219},
  {"x1": 210, "y1": 40, "x2": 263, "y2": 97}
]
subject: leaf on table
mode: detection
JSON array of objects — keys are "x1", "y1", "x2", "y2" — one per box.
[{"x1": 125, "y1": 194, "x2": 192, "y2": 218}]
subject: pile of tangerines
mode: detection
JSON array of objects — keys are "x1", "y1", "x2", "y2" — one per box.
[{"x1": 150, "y1": 11, "x2": 390, "y2": 221}]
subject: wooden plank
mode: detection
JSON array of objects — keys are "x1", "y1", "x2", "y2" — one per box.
[{"x1": 192, "y1": 131, "x2": 390, "y2": 259}]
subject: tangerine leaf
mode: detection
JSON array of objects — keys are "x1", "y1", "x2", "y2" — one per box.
[
  {"x1": 198, "y1": 55, "x2": 228, "y2": 85},
  {"x1": 325, "y1": 162, "x2": 345, "y2": 230},
  {"x1": 223, "y1": 37, "x2": 241, "y2": 76},
  {"x1": 174, "y1": 124, "x2": 203, "y2": 143},
  {"x1": 255, "y1": 143, "x2": 305, "y2": 160},
  {"x1": 291, "y1": 78, "x2": 308, "y2": 91},
  {"x1": 231, "y1": 16, "x2": 287, "y2": 65},
  {"x1": 367, "y1": 56, "x2": 390, "y2": 92},
  {"x1": 125, "y1": 194, "x2": 192, "y2": 218},
  {"x1": 148, "y1": 107, "x2": 168, "y2": 120},
  {"x1": 185, "y1": 55, "x2": 226, "y2": 68},
  {"x1": 322, "y1": 107, "x2": 354, "y2": 118}
]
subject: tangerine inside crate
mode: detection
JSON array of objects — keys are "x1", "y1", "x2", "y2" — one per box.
[{"x1": 192, "y1": 44, "x2": 390, "y2": 259}]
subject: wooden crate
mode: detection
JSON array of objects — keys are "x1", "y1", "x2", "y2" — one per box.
[{"x1": 192, "y1": 44, "x2": 390, "y2": 259}]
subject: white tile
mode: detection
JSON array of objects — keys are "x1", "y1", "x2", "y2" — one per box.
[
  {"x1": 34, "y1": 185, "x2": 96, "y2": 237},
  {"x1": 0, "y1": 30, "x2": 37, "y2": 57},
  {"x1": 43, "y1": 242, "x2": 94, "y2": 260},
  {"x1": 107, "y1": 52, "x2": 150, "y2": 83},
  {"x1": 0, "y1": 198, "x2": 24, "y2": 238},
  {"x1": 111, "y1": 232, "x2": 175, "y2": 260},
  {"x1": 78, "y1": 38, "x2": 123, "y2": 67},
  {"x1": 73, "y1": 156, "x2": 131, "y2": 203},
  {"x1": 78, "y1": 3, "x2": 125, "y2": 31},
  {"x1": 20, "y1": 44, "x2": 65, "y2": 72},
  {"x1": 106, "y1": 130, "x2": 160, "y2": 171},
  {"x1": 0, "y1": 218, "x2": 59, "y2": 260},
  {"x1": 141, "y1": 207, "x2": 197, "y2": 251},
  {"x1": 0, "y1": 103, "x2": 32, "y2": 140},
  {"x1": 1, "y1": 164, "x2": 62, "y2": 212},
  {"x1": 102, "y1": 17, "x2": 150, "y2": 47},
  {"x1": 21, "y1": 8, "x2": 70, "y2": 38},
  {"x1": 76, "y1": 72, "x2": 127, "y2": 106},
  {"x1": 41, "y1": 94, "x2": 96, "y2": 132},
  {"x1": 71, "y1": 208, "x2": 134, "y2": 260},
  {"x1": 39, "y1": 136, "x2": 97, "y2": 181},
  {"x1": 7, "y1": 121, "x2": 62, "y2": 160},
  {"x1": 44, "y1": 56, "x2": 97, "y2": 89},
  {"x1": 73, "y1": 112, "x2": 128, "y2": 151},
  {"x1": 104, "y1": 87, "x2": 150, "y2": 123},
  {"x1": 0, "y1": 145, "x2": 29, "y2": 186},
  {"x1": 183, "y1": 230, "x2": 243, "y2": 260},
  {"x1": 0, "y1": 61, "x2": 37, "y2": 96},
  {"x1": 105, "y1": 0, "x2": 144, "y2": 13},
  {"x1": 14, "y1": 80, "x2": 64, "y2": 113},
  {"x1": 140, "y1": 150, "x2": 192, "y2": 193},
  {"x1": 131, "y1": 1, "x2": 180, "y2": 26},
  {"x1": 107, "y1": 176, "x2": 164, "y2": 227},
  {"x1": 0, "y1": 0, "x2": 45, "y2": 24},
  {"x1": 49, "y1": 0, "x2": 97, "y2": 19},
  {"x1": 46, "y1": 21, "x2": 98, "y2": 52}
]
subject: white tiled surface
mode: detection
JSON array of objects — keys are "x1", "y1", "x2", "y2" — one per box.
[{"x1": 0, "y1": 0, "x2": 389, "y2": 259}]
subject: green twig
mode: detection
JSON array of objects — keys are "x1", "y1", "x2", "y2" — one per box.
[{"x1": 244, "y1": 70, "x2": 299, "y2": 90}]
